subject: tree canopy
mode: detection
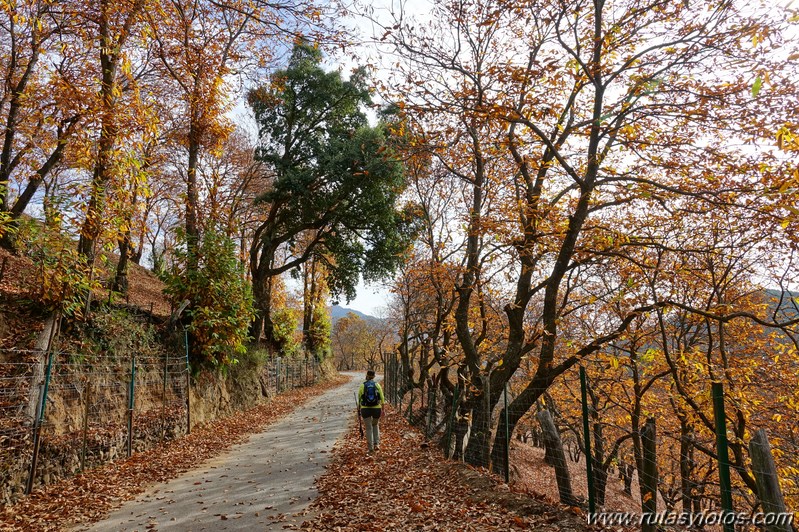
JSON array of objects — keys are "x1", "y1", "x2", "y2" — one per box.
[{"x1": 246, "y1": 42, "x2": 414, "y2": 344}]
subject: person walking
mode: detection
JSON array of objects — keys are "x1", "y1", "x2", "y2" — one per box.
[{"x1": 357, "y1": 370, "x2": 385, "y2": 453}]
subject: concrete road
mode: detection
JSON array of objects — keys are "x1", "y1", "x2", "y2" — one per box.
[{"x1": 81, "y1": 373, "x2": 361, "y2": 531}]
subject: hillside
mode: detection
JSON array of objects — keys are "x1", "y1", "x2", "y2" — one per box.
[
  {"x1": 0, "y1": 247, "x2": 170, "y2": 348},
  {"x1": 330, "y1": 304, "x2": 381, "y2": 324}
]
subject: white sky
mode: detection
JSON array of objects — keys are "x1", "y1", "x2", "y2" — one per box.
[{"x1": 341, "y1": 278, "x2": 390, "y2": 316}]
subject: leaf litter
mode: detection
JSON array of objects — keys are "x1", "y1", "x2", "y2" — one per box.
[{"x1": 2, "y1": 374, "x2": 613, "y2": 531}]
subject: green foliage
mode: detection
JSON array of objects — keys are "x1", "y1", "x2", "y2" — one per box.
[
  {"x1": 247, "y1": 41, "x2": 415, "y2": 302},
  {"x1": 0, "y1": 186, "x2": 11, "y2": 240},
  {"x1": 161, "y1": 229, "x2": 255, "y2": 369},
  {"x1": 272, "y1": 306, "x2": 301, "y2": 358},
  {"x1": 15, "y1": 219, "x2": 98, "y2": 317},
  {"x1": 236, "y1": 346, "x2": 271, "y2": 369},
  {"x1": 307, "y1": 303, "x2": 331, "y2": 360},
  {"x1": 84, "y1": 307, "x2": 160, "y2": 359}
]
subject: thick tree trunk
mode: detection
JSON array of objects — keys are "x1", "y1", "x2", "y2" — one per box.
[
  {"x1": 537, "y1": 409, "x2": 577, "y2": 506},
  {"x1": 112, "y1": 234, "x2": 131, "y2": 294},
  {"x1": 185, "y1": 131, "x2": 201, "y2": 271},
  {"x1": 592, "y1": 420, "x2": 609, "y2": 507},
  {"x1": 79, "y1": 0, "x2": 135, "y2": 262},
  {"x1": 463, "y1": 403, "x2": 491, "y2": 466}
]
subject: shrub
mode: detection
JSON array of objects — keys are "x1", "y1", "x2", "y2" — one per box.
[
  {"x1": 272, "y1": 306, "x2": 302, "y2": 358},
  {"x1": 161, "y1": 229, "x2": 255, "y2": 369},
  {"x1": 16, "y1": 219, "x2": 98, "y2": 318}
]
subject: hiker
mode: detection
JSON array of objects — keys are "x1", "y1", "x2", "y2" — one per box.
[{"x1": 357, "y1": 370, "x2": 385, "y2": 453}]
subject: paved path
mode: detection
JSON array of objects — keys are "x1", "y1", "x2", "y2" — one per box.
[{"x1": 81, "y1": 373, "x2": 360, "y2": 531}]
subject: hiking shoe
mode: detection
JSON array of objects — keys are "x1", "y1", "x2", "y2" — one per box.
[{"x1": 374, "y1": 446, "x2": 380, "y2": 451}]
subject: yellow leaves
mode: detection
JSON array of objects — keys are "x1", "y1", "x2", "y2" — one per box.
[{"x1": 776, "y1": 125, "x2": 799, "y2": 152}]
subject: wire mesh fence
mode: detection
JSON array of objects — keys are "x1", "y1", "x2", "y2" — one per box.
[
  {"x1": 0, "y1": 346, "x2": 321, "y2": 505},
  {"x1": 382, "y1": 354, "x2": 797, "y2": 530}
]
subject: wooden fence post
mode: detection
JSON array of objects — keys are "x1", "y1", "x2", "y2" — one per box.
[{"x1": 749, "y1": 429, "x2": 791, "y2": 532}]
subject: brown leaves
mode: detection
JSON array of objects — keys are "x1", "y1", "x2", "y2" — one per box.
[
  {"x1": 300, "y1": 407, "x2": 598, "y2": 531},
  {"x1": 0, "y1": 375, "x2": 349, "y2": 531}
]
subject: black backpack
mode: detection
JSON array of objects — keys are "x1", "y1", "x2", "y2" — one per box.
[{"x1": 362, "y1": 380, "x2": 380, "y2": 407}]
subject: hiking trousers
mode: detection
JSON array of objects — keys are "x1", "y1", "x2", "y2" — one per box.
[{"x1": 362, "y1": 410, "x2": 381, "y2": 451}]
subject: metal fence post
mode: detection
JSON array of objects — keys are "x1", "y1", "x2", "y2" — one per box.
[
  {"x1": 712, "y1": 381, "x2": 735, "y2": 532},
  {"x1": 127, "y1": 354, "x2": 136, "y2": 458},
  {"x1": 276, "y1": 357, "x2": 281, "y2": 393},
  {"x1": 504, "y1": 382, "x2": 510, "y2": 484},
  {"x1": 162, "y1": 349, "x2": 169, "y2": 442},
  {"x1": 184, "y1": 328, "x2": 191, "y2": 435},
  {"x1": 580, "y1": 366, "x2": 596, "y2": 516},
  {"x1": 26, "y1": 349, "x2": 54, "y2": 495},
  {"x1": 80, "y1": 379, "x2": 91, "y2": 472}
]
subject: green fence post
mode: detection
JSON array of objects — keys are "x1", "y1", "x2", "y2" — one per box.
[
  {"x1": 504, "y1": 382, "x2": 510, "y2": 483},
  {"x1": 580, "y1": 366, "x2": 596, "y2": 517},
  {"x1": 162, "y1": 349, "x2": 169, "y2": 442},
  {"x1": 712, "y1": 381, "x2": 735, "y2": 532},
  {"x1": 80, "y1": 379, "x2": 91, "y2": 472},
  {"x1": 184, "y1": 328, "x2": 191, "y2": 435},
  {"x1": 26, "y1": 349, "x2": 55, "y2": 495},
  {"x1": 127, "y1": 354, "x2": 136, "y2": 458},
  {"x1": 276, "y1": 357, "x2": 281, "y2": 393}
]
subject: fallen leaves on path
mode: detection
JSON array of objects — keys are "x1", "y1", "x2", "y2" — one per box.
[
  {"x1": 0, "y1": 374, "x2": 349, "y2": 531},
  {"x1": 300, "y1": 407, "x2": 600, "y2": 531}
]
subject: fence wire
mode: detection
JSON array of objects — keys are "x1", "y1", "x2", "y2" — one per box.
[
  {"x1": 0, "y1": 347, "x2": 320, "y2": 506},
  {"x1": 382, "y1": 353, "x2": 797, "y2": 530}
]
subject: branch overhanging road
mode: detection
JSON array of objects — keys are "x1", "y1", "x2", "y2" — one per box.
[{"x1": 81, "y1": 372, "x2": 364, "y2": 531}]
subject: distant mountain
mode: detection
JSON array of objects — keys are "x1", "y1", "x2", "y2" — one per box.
[{"x1": 330, "y1": 304, "x2": 380, "y2": 324}]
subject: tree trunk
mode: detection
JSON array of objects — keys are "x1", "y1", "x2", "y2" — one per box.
[
  {"x1": 640, "y1": 417, "x2": 658, "y2": 532},
  {"x1": 619, "y1": 460, "x2": 635, "y2": 497},
  {"x1": 78, "y1": 0, "x2": 138, "y2": 262},
  {"x1": 592, "y1": 419, "x2": 608, "y2": 507},
  {"x1": 537, "y1": 409, "x2": 577, "y2": 506},
  {"x1": 679, "y1": 418, "x2": 697, "y2": 518},
  {"x1": 463, "y1": 375, "x2": 491, "y2": 467},
  {"x1": 112, "y1": 233, "x2": 131, "y2": 294},
  {"x1": 185, "y1": 129, "x2": 201, "y2": 271}
]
